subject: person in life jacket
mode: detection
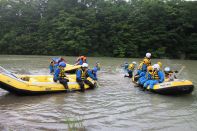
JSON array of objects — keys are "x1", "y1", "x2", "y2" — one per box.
[
  {"x1": 138, "y1": 66, "x2": 154, "y2": 86},
  {"x1": 136, "y1": 52, "x2": 151, "y2": 75},
  {"x1": 92, "y1": 67, "x2": 98, "y2": 80},
  {"x1": 51, "y1": 57, "x2": 66, "y2": 64},
  {"x1": 148, "y1": 64, "x2": 165, "y2": 89},
  {"x1": 122, "y1": 61, "x2": 129, "y2": 70},
  {"x1": 53, "y1": 62, "x2": 69, "y2": 89},
  {"x1": 124, "y1": 61, "x2": 137, "y2": 78},
  {"x1": 144, "y1": 52, "x2": 151, "y2": 66},
  {"x1": 95, "y1": 62, "x2": 101, "y2": 71},
  {"x1": 164, "y1": 67, "x2": 177, "y2": 81},
  {"x1": 143, "y1": 66, "x2": 154, "y2": 88},
  {"x1": 83, "y1": 56, "x2": 88, "y2": 63},
  {"x1": 89, "y1": 63, "x2": 100, "y2": 81},
  {"x1": 75, "y1": 56, "x2": 88, "y2": 65},
  {"x1": 76, "y1": 63, "x2": 96, "y2": 92},
  {"x1": 49, "y1": 61, "x2": 59, "y2": 74},
  {"x1": 140, "y1": 58, "x2": 149, "y2": 74},
  {"x1": 134, "y1": 59, "x2": 149, "y2": 81},
  {"x1": 49, "y1": 57, "x2": 66, "y2": 74}
]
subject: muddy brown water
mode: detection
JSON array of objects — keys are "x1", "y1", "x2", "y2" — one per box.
[{"x1": 0, "y1": 55, "x2": 197, "y2": 131}]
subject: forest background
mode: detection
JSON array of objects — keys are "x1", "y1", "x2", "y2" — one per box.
[{"x1": 0, "y1": 0, "x2": 196, "y2": 59}]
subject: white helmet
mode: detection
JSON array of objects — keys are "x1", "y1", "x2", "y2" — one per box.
[
  {"x1": 82, "y1": 63, "x2": 88, "y2": 68},
  {"x1": 146, "y1": 52, "x2": 151, "y2": 58},
  {"x1": 153, "y1": 64, "x2": 160, "y2": 70},
  {"x1": 164, "y1": 67, "x2": 171, "y2": 72},
  {"x1": 132, "y1": 61, "x2": 137, "y2": 65}
]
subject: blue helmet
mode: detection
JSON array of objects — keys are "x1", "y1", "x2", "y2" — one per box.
[
  {"x1": 59, "y1": 62, "x2": 66, "y2": 67},
  {"x1": 52, "y1": 58, "x2": 59, "y2": 63}
]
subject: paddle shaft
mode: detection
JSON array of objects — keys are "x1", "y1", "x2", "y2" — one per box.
[{"x1": 176, "y1": 66, "x2": 185, "y2": 77}]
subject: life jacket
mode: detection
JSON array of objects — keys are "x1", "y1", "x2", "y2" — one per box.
[
  {"x1": 145, "y1": 71, "x2": 153, "y2": 79},
  {"x1": 143, "y1": 57, "x2": 151, "y2": 66},
  {"x1": 59, "y1": 69, "x2": 66, "y2": 78},
  {"x1": 153, "y1": 70, "x2": 159, "y2": 80},
  {"x1": 128, "y1": 64, "x2": 134, "y2": 70},
  {"x1": 138, "y1": 62, "x2": 143, "y2": 70},
  {"x1": 78, "y1": 69, "x2": 88, "y2": 80}
]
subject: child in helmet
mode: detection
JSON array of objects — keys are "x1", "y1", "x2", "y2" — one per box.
[
  {"x1": 76, "y1": 63, "x2": 96, "y2": 92},
  {"x1": 144, "y1": 52, "x2": 151, "y2": 66},
  {"x1": 53, "y1": 62, "x2": 69, "y2": 89},
  {"x1": 143, "y1": 62, "x2": 163, "y2": 88},
  {"x1": 134, "y1": 58, "x2": 149, "y2": 81},
  {"x1": 124, "y1": 61, "x2": 136, "y2": 78},
  {"x1": 75, "y1": 56, "x2": 88, "y2": 65},
  {"x1": 138, "y1": 66, "x2": 153, "y2": 86},
  {"x1": 121, "y1": 61, "x2": 129, "y2": 72},
  {"x1": 92, "y1": 67, "x2": 98, "y2": 80},
  {"x1": 95, "y1": 62, "x2": 101, "y2": 71},
  {"x1": 164, "y1": 67, "x2": 177, "y2": 81},
  {"x1": 148, "y1": 64, "x2": 165, "y2": 89},
  {"x1": 49, "y1": 57, "x2": 66, "y2": 74}
]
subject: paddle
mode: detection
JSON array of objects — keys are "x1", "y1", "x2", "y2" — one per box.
[
  {"x1": 176, "y1": 66, "x2": 185, "y2": 77},
  {"x1": 0, "y1": 66, "x2": 17, "y2": 78}
]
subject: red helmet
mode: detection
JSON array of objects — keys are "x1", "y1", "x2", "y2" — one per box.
[{"x1": 80, "y1": 56, "x2": 85, "y2": 59}]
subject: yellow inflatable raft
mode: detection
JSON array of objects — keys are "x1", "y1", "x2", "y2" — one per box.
[
  {"x1": 132, "y1": 78, "x2": 194, "y2": 95},
  {"x1": 0, "y1": 72, "x2": 96, "y2": 95},
  {"x1": 64, "y1": 64, "x2": 81, "y2": 73}
]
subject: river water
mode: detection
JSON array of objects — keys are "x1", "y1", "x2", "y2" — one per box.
[{"x1": 0, "y1": 55, "x2": 197, "y2": 131}]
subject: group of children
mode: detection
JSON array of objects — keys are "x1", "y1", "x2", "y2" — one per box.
[
  {"x1": 49, "y1": 53, "x2": 178, "y2": 91},
  {"x1": 124, "y1": 52, "x2": 177, "y2": 89},
  {"x1": 49, "y1": 56, "x2": 100, "y2": 92}
]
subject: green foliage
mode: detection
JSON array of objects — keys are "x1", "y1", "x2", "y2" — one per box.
[
  {"x1": 0, "y1": 0, "x2": 196, "y2": 59},
  {"x1": 64, "y1": 116, "x2": 85, "y2": 131}
]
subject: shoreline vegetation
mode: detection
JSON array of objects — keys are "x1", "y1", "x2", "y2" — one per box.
[
  {"x1": 0, "y1": 0, "x2": 196, "y2": 59},
  {"x1": 1, "y1": 54, "x2": 197, "y2": 60}
]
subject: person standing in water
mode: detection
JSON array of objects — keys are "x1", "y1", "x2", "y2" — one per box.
[{"x1": 75, "y1": 56, "x2": 88, "y2": 65}]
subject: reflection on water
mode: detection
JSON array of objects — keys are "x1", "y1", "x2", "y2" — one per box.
[{"x1": 0, "y1": 55, "x2": 197, "y2": 130}]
